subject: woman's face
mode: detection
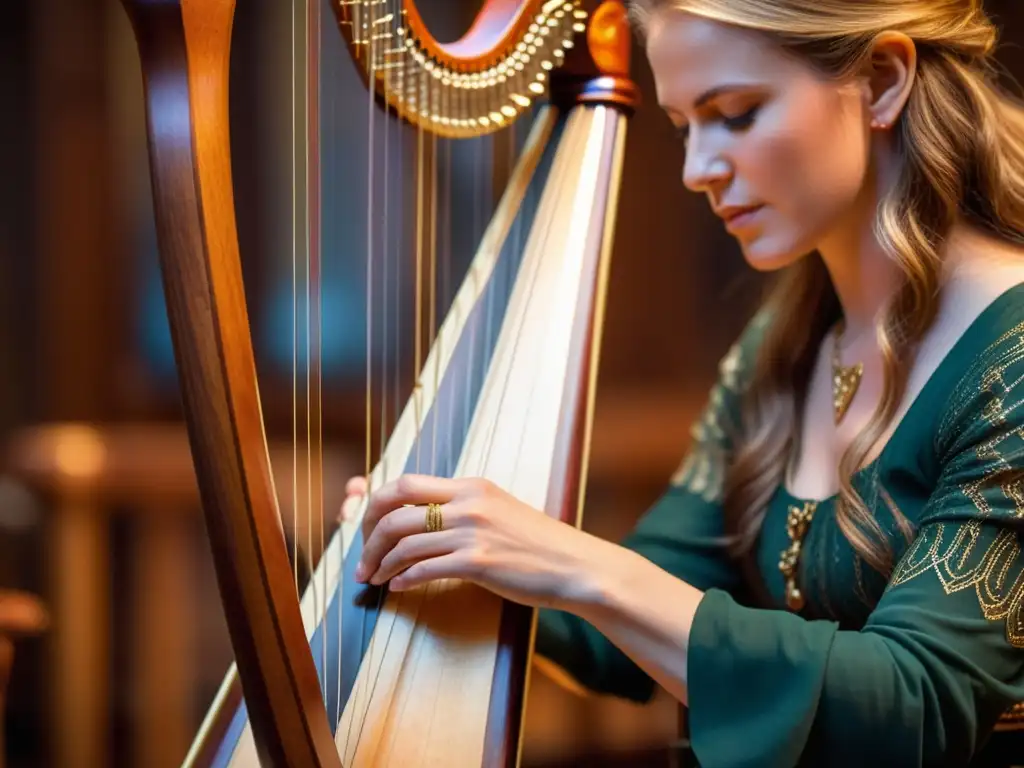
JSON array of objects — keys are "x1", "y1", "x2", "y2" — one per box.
[{"x1": 645, "y1": 11, "x2": 875, "y2": 271}]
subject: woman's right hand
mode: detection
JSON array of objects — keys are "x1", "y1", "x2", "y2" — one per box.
[{"x1": 338, "y1": 475, "x2": 368, "y2": 524}]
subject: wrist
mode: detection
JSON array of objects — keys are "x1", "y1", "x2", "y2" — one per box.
[
  {"x1": 560, "y1": 533, "x2": 706, "y2": 639},
  {"x1": 558, "y1": 532, "x2": 640, "y2": 619}
]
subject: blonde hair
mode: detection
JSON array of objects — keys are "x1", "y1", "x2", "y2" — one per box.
[{"x1": 630, "y1": 0, "x2": 1024, "y2": 576}]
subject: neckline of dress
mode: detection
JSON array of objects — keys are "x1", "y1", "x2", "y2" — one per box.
[{"x1": 780, "y1": 280, "x2": 1024, "y2": 506}]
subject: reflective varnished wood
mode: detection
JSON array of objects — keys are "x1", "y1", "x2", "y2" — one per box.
[{"x1": 116, "y1": 1, "x2": 340, "y2": 765}]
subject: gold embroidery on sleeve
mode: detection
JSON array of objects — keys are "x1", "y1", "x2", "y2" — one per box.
[
  {"x1": 891, "y1": 323, "x2": 1024, "y2": 648},
  {"x1": 672, "y1": 312, "x2": 773, "y2": 500},
  {"x1": 890, "y1": 522, "x2": 1024, "y2": 647},
  {"x1": 671, "y1": 394, "x2": 730, "y2": 501},
  {"x1": 671, "y1": 340, "x2": 745, "y2": 502}
]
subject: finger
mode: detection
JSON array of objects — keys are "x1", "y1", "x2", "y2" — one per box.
[
  {"x1": 345, "y1": 475, "x2": 368, "y2": 496},
  {"x1": 363, "y1": 474, "x2": 460, "y2": 533},
  {"x1": 339, "y1": 492, "x2": 364, "y2": 523},
  {"x1": 370, "y1": 530, "x2": 462, "y2": 585},
  {"x1": 389, "y1": 552, "x2": 478, "y2": 592},
  {"x1": 338, "y1": 476, "x2": 368, "y2": 523},
  {"x1": 357, "y1": 504, "x2": 438, "y2": 582}
]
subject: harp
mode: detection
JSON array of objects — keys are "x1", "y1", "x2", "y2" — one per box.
[{"x1": 118, "y1": 0, "x2": 637, "y2": 765}]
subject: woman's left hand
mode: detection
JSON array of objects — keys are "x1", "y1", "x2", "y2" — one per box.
[{"x1": 353, "y1": 473, "x2": 610, "y2": 611}]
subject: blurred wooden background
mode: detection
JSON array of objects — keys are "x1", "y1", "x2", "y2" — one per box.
[{"x1": 3, "y1": 1, "x2": 1024, "y2": 766}]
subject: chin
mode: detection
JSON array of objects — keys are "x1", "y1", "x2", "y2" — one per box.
[{"x1": 737, "y1": 236, "x2": 809, "y2": 272}]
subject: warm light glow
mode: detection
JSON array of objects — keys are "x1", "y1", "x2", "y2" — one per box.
[{"x1": 54, "y1": 426, "x2": 106, "y2": 479}]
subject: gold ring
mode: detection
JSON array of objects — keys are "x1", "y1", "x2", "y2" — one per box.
[{"x1": 426, "y1": 502, "x2": 444, "y2": 533}]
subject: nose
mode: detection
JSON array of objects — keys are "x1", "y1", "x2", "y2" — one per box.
[{"x1": 682, "y1": 134, "x2": 732, "y2": 193}]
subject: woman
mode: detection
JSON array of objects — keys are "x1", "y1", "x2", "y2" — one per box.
[{"x1": 342, "y1": 0, "x2": 1024, "y2": 764}]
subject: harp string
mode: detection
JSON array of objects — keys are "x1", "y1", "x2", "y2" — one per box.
[
  {"x1": 379, "y1": 106, "x2": 580, "y2": 748},
  {"x1": 394, "y1": 8, "x2": 406, "y2": 452},
  {"x1": 479, "y1": 112, "x2": 577, "y2": 482},
  {"x1": 332, "y1": 0, "x2": 346, "y2": 728},
  {"x1": 346, "y1": 0, "x2": 378, "y2": 754},
  {"x1": 380, "y1": 0, "x2": 392, "y2": 512},
  {"x1": 292, "y1": 0, "x2": 300, "y2": 611},
  {"x1": 298, "y1": 0, "x2": 332, "y2": 723},
  {"x1": 379, "y1": 37, "x2": 571, "y2": 754},
  {"x1": 288, "y1": 0, "x2": 577, "y2": 759},
  {"x1": 295, "y1": 0, "x2": 321, "y2": 646},
  {"x1": 368, "y1": 66, "x2": 457, "y2": 762},
  {"x1": 390, "y1": 108, "x2": 569, "y2": 755},
  {"x1": 344, "y1": 0, "x2": 410, "y2": 758},
  {"x1": 342, "y1": 6, "x2": 453, "y2": 754},
  {"x1": 356, "y1": 0, "x2": 422, "y2": 750},
  {"x1": 365, "y1": 0, "x2": 401, "y2": 743},
  {"x1": 310, "y1": 0, "x2": 326, "y2": 699}
]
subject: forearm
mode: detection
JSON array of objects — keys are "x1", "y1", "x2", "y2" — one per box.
[{"x1": 564, "y1": 538, "x2": 705, "y2": 706}]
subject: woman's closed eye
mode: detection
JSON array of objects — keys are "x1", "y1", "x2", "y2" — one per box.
[
  {"x1": 723, "y1": 104, "x2": 760, "y2": 131},
  {"x1": 672, "y1": 104, "x2": 761, "y2": 147}
]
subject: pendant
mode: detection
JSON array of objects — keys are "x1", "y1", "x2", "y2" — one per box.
[
  {"x1": 778, "y1": 501, "x2": 818, "y2": 612},
  {"x1": 832, "y1": 360, "x2": 863, "y2": 424}
]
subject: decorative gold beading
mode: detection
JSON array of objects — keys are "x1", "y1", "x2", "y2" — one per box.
[{"x1": 779, "y1": 501, "x2": 818, "y2": 612}]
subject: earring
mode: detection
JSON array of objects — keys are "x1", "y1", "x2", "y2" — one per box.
[{"x1": 871, "y1": 118, "x2": 888, "y2": 130}]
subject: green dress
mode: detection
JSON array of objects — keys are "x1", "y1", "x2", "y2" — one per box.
[{"x1": 535, "y1": 282, "x2": 1024, "y2": 767}]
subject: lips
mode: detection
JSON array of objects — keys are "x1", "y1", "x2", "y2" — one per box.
[
  {"x1": 718, "y1": 204, "x2": 762, "y2": 221},
  {"x1": 719, "y1": 204, "x2": 764, "y2": 230}
]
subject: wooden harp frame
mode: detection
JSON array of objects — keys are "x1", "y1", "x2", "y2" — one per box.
[{"x1": 116, "y1": 0, "x2": 638, "y2": 765}]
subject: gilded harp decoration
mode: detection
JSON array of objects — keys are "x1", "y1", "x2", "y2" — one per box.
[{"x1": 118, "y1": 0, "x2": 637, "y2": 765}]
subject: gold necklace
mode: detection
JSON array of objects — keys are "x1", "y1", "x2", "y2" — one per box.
[
  {"x1": 832, "y1": 323, "x2": 863, "y2": 424},
  {"x1": 779, "y1": 500, "x2": 818, "y2": 611},
  {"x1": 777, "y1": 326, "x2": 861, "y2": 611}
]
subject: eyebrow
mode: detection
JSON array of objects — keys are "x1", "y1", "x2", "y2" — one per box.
[
  {"x1": 660, "y1": 83, "x2": 760, "y2": 117},
  {"x1": 694, "y1": 84, "x2": 752, "y2": 108}
]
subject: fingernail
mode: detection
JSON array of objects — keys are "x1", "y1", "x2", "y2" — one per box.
[{"x1": 355, "y1": 562, "x2": 367, "y2": 582}]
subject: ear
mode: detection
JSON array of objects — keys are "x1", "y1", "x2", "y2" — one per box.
[{"x1": 862, "y1": 31, "x2": 917, "y2": 130}]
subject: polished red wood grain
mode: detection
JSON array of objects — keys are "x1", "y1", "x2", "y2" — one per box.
[{"x1": 117, "y1": 0, "x2": 340, "y2": 765}]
